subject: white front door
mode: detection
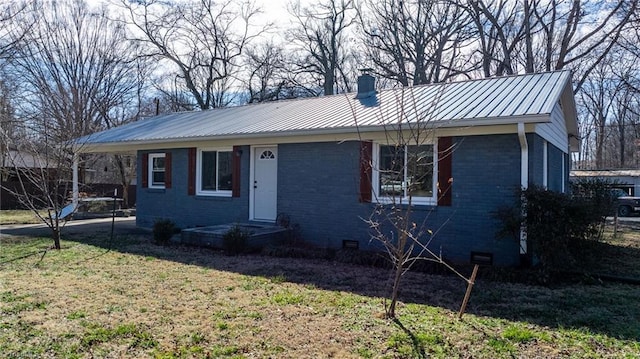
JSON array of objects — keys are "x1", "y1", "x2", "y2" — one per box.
[{"x1": 252, "y1": 146, "x2": 278, "y2": 221}]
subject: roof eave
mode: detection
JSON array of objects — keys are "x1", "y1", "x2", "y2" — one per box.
[
  {"x1": 558, "y1": 72, "x2": 580, "y2": 151},
  {"x1": 75, "y1": 114, "x2": 550, "y2": 153}
]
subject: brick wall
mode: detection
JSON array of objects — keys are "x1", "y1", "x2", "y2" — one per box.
[
  {"x1": 447, "y1": 134, "x2": 522, "y2": 265},
  {"x1": 136, "y1": 147, "x2": 250, "y2": 229},
  {"x1": 278, "y1": 135, "x2": 524, "y2": 266},
  {"x1": 135, "y1": 133, "x2": 549, "y2": 266},
  {"x1": 277, "y1": 141, "x2": 372, "y2": 249}
]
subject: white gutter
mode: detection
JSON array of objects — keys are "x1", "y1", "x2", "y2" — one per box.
[
  {"x1": 518, "y1": 122, "x2": 528, "y2": 255},
  {"x1": 542, "y1": 140, "x2": 548, "y2": 188}
]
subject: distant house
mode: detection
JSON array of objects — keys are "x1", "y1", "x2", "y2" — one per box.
[
  {"x1": 0, "y1": 147, "x2": 136, "y2": 209},
  {"x1": 1, "y1": 148, "x2": 51, "y2": 180},
  {"x1": 0, "y1": 148, "x2": 58, "y2": 209},
  {"x1": 74, "y1": 71, "x2": 579, "y2": 266},
  {"x1": 571, "y1": 169, "x2": 640, "y2": 196}
]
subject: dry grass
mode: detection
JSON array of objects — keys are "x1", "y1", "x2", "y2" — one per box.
[
  {"x1": 1, "y1": 227, "x2": 639, "y2": 358},
  {"x1": 0, "y1": 209, "x2": 41, "y2": 225},
  {"x1": 579, "y1": 221, "x2": 640, "y2": 279}
]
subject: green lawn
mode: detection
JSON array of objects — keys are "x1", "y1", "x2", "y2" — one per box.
[
  {"x1": 1, "y1": 227, "x2": 639, "y2": 358},
  {"x1": 0, "y1": 209, "x2": 41, "y2": 225}
]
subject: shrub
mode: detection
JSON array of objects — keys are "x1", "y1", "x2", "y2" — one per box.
[
  {"x1": 222, "y1": 225, "x2": 249, "y2": 255},
  {"x1": 523, "y1": 187, "x2": 576, "y2": 280},
  {"x1": 495, "y1": 182, "x2": 614, "y2": 284},
  {"x1": 569, "y1": 178, "x2": 616, "y2": 241},
  {"x1": 153, "y1": 218, "x2": 176, "y2": 245}
]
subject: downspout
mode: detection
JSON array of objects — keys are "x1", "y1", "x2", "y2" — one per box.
[
  {"x1": 517, "y1": 123, "x2": 528, "y2": 256},
  {"x1": 72, "y1": 153, "x2": 79, "y2": 209}
]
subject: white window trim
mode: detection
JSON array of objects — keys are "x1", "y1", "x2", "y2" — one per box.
[
  {"x1": 371, "y1": 142, "x2": 438, "y2": 206},
  {"x1": 148, "y1": 153, "x2": 166, "y2": 189},
  {"x1": 196, "y1": 147, "x2": 233, "y2": 197}
]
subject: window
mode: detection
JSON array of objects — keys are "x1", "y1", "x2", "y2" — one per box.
[
  {"x1": 260, "y1": 150, "x2": 275, "y2": 159},
  {"x1": 197, "y1": 148, "x2": 233, "y2": 196},
  {"x1": 149, "y1": 153, "x2": 166, "y2": 188},
  {"x1": 375, "y1": 144, "x2": 435, "y2": 204}
]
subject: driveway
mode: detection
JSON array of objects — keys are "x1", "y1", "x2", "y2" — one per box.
[
  {"x1": 608, "y1": 216, "x2": 640, "y2": 223},
  {"x1": 0, "y1": 217, "x2": 149, "y2": 237}
]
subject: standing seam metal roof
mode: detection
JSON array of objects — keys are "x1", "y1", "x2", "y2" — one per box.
[{"x1": 77, "y1": 70, "x2": 574, "y2": 146}]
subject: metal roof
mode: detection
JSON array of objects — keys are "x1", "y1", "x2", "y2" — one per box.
[
  {"x1": 76, "y1": 70, "x2": 577, "y2": 151},
  {"x1": 2, "y1": 149, "x2": 47, "y2": 169},
  {"x1": 571, "y1": 170, "x2": 640, "y2": 178}
]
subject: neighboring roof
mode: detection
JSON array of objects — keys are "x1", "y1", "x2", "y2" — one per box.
[
  {"x1": 571, "y1": 169, "x2": 640, "y2": 178},
  {"x1": 76, "y1": 70, "x2": 578, "y2": 152},
  {"x1": 1, "y1": 149, "x2": 46, "y2": 169}
]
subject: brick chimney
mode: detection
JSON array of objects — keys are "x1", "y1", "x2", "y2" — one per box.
[{"x1": 356, "y1": 69, "x2": 376, "y2": 99}]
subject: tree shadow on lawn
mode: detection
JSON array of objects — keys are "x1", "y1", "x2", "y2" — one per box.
[{"x1": 64, "y1": 231, "x2": 640, "y2": 343}]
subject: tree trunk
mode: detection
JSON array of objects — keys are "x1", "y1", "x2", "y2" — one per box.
[
  {"x1": 387, "y1": 250, "x2": 404, "y2": 318},
  {"x1": 52, "y1": 227, "x2": 61, "y2": 250},
  {"x1": 619, "y1": 123, "x2": 625, "y2": 167},
  {"x1": 115, "y1": 155, "x2": 129, "y2": 207},
  {"x1": 595, "y1": 112, "x2": 606, "y2": 168},
  {"x1": 524, "y1": 0, "x2": 534, "y2": 73},
  {"x1": 324, "y1": 71, "x2": 335, "y2": 96},
  {"x1": 121, "y1": 184, "x2": 129, "y2": 208}
]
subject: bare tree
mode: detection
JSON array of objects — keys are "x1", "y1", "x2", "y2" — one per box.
[
  {"x1": 575, "y1": 52, "x2": 640, "y2": 169},
  {"x1": 463, "y1": 0, "x2": 531, "y2": 76},
  {"x1": 609, "y1": 57, "x2": 639, "y2": 168},
  {"x1": 0, "y1": 2, "x2": 31, "y2": 61},
  {"x1": 92, "y1": 47, "x2": 154, "y2": 207},
  {"x1": 353, "y1": 87, "x2": 469, "y2": 318},
  {"x1": 289, "y1": 0, "x2": 356, "y2": 95},
  {"x1": 1, "y1": 129, "x2": 76, "y2": 250},
  {"x1": 0, "y1": 78, "x2": 20, "y2": 154},
  {"x1": 0, "y1": 2, "x2": 31, "y2": 187},
  {"x1": 577, "y1": 64, "x2": 614, "y2": 168},
  {"x1": 2, "y1": 0, "x2": 148, "y2": 246},
  {"x1": 358, "y1": 0, "x2": 474, "y2": 86},
  {"x1": 464, "y1": 0, "x2": 638, "y2": 92},
  {"x1": 120, "y1": 0, "x2": 269, "y2": 109},
  {"x1": 244, "y1": 42, "x2": 290, "y2": 103}
]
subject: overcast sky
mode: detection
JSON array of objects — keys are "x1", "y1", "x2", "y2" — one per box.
[
  {"x1": 85, "y1": 0, "x2": 305, "y2": 27},
  {"x1": 83, "y1": 0, "x2": 313, "y2": 45}
]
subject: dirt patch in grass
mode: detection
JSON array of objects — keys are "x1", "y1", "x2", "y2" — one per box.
[{"x1": 1, "y1": 228, "x2": 639, "y2": 358}]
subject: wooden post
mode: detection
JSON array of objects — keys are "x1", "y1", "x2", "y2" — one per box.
[{"x1": 458, "y1": 264, "x2": 479, "y2": 319}]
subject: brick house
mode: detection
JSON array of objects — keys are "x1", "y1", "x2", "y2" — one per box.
[{"x1": 75, "y1": 71, "x2": 579, "y2": 266}]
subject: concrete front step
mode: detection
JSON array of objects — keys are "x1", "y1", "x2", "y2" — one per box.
[{"x1": 178, "y1": 222, "x2": 288, "y2": 250}]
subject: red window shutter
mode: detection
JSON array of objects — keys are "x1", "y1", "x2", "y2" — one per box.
[
  {"x1": 359, "y1": 141, "x2": 373, "y2": 203},
  {"x1": 187, "y1": 148, "x2": 196, "y2": 195},
  {"x1": 141, "y1": 153, "x2": 149, "y2": 188},
  {"x1": 232, "y1": 146, "x2": 241, "y2": 198},
  {"x1": 164, "y1": 152, "x2": 172, "y2": 189},
  {"x1": 437, "y1": 137, "x2": 453, "y2": 206}
]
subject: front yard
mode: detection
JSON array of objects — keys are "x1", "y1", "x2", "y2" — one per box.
[
  {"x1": 1, "y1": 222, "x2": 639, "y2": 358},
  {"x1": 0, "y1": 209, "x2": 41, "y2": 225}
]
